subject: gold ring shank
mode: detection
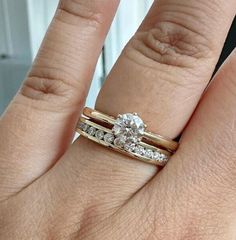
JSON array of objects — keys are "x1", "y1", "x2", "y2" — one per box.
[
  {"x1": 77, "y1": 117, "x2": 170, "y2": 166},
  {"x1": 83, "y1": 107, "x2": 178, "y2": 152}
]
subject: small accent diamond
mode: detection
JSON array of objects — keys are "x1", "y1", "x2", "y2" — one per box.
[
  {"x1": 124, "y1": 142, "x2": 136, "y2": 152},
  {"x1": 95, "y1": 130, "x2": 104, "y2": 140},
  {"x1": 145, "y1": 149, "x2": 154, "y2": 159},
  {"x1": 134, "y1": 145, "x2": 145, "y2": 156},
  {"x1": 153, "y1": 151, "x2": 161, "y2": 160},
  {"x1": 104, "y1": 133, "x2": 115, "y2": 144},
  {"x1": 159, "y1": 153, "x2": 168, "y2": 162},
  {"x1": 114, "y1": 135, "x2": 126, "y2": 147},
  {"x1": 87, "y1": 126, "x2": 96, "y2": 136},
  {"x1": 79, "y1": 122, "x2": 89, "y2": 132}
]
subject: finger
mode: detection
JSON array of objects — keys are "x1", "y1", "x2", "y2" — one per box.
[
  {"x1": 52, "y1": 0, "x2": 236, "y2": 210},
  {"x1": 162, "y1": 49, "x2": 236, "y2": 191},
  {"x1": 136, "y1": 49, "x2": 236, "y2": 239},
  {"x1": 0, "y1": 0, "x2": 119, "y2": 198}
]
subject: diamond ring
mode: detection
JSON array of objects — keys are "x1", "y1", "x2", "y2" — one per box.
[{"x1": 76, "y1": 107, "x2": 178, "y2": 166}]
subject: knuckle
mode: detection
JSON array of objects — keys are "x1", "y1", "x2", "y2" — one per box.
[
  {"x1": 58, "y1": 0, "x2": 104, "y2": 28},
  {"x1": 19, "y1": 71, "x2": 86, "y2": 112},
  {"x1": 125, "y1": 20, "x2": 215, "y2": 69}
]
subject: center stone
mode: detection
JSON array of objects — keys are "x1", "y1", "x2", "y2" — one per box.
[{"x1": 112, "y1": 113, "x2": 145, "y2": 148}]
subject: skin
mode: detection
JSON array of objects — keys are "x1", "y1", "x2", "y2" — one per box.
[{"x1": 0, "y1": 0, "x2": 236, "y2": 239}]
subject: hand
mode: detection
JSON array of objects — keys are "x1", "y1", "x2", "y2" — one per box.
[{"x1": 0, "y1": 0, "x2": 236, "y2": 239}]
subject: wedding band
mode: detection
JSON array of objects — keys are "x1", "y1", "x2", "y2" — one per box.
[{"x1": 76, "y1": 107, "x2": 178, "y2": 166}]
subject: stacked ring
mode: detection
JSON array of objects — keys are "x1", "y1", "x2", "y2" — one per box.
[{"x1": 76, "y1": 107, "x2": 178, "y2": 166}]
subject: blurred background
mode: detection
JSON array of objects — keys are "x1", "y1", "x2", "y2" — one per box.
[{"x1": 0, "y1": 0, "x2": 235, "y2": 115}]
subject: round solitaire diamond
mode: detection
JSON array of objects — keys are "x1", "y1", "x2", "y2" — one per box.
[
  {"x1": 145, "y1": 149, "x2": 154, "y2": 159},
  {"x1": 113, "y1": 113, "x2": 145, "y2": 138},
  {"x1": 112, "y1": 113, "x2": 145, "y2": 149},
  {"x1": 79, "y1": 122, "x2": 89, "y2": 132},
  {"x1": 134, "y1": 145, "x2": 145, "y2": 156},
  {"x1": 95, "y1": 130, "x2": 104, "y2": 140},
  {"x1": 87, "y1": 126, "x2": 96, "y2": 136},
  {"x1": 104, "y1": 133, "x2": 115, "y2": 144}
]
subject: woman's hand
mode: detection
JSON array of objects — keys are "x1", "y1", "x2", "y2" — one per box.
[{"x1": 0, "y1": 0, "x2": 236, "y2": 239}]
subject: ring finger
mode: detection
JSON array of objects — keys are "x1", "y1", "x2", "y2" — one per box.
[{"x1": 49, "y1": 0, "x2": 236, "y2": 211}]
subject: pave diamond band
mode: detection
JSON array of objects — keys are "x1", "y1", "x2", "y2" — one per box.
[{"x1": 76, "y1": 108, "x2": 178, "y2": 166}]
